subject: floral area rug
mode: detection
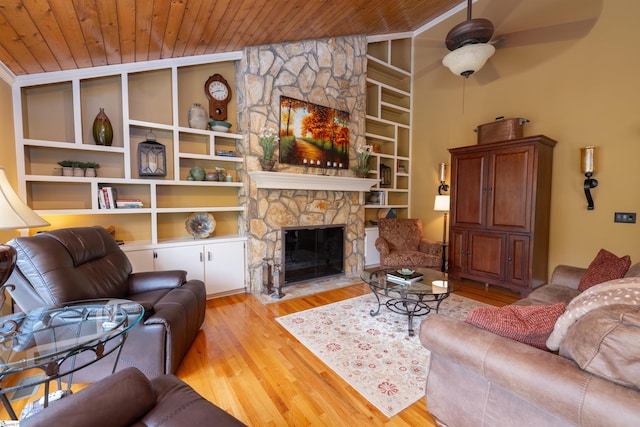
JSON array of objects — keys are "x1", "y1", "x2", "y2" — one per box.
[{"x1": 276, "y1": 292, "x2": 489, "y2": 417}]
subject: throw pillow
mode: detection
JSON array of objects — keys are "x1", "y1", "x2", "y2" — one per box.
[
  {"x1": 578, "y1": 249, "x2": 632, "y2": 292},
  {"x1": 559, "y1": 304, "x2": 640, "y2": 389},
  {"x1": 465, "y1": 302, "x2": 567, "y2": 350}
]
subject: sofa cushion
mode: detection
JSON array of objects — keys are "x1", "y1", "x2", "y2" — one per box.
[
  {"x1": 559, "y1": 305, "x2": 640, "y2": 390},
  {"x1": 514, "y1": 284, "x2": 581, "y2": 307},
  {"x1": 578, "y1": 249, "x2": 631, "y2": 292},
  {"x1": 625, "y1": 262, "x2": 640, "y2": 278},
  {"x1": 465, "y1": 303, "x2": 566, "y2": 350}
]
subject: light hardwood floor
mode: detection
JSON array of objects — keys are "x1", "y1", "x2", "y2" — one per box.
[
  {"x1": 176, "y1": 279, "x2": 519, "y2": 426},
  {"x1": 1, "y1": 279, "x2": 519, "y2": 425}
]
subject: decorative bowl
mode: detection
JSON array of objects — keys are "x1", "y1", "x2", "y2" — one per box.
[
  {"x1": 398, "y1": 268, "x2": 414, "y2": 276},
  {"x1": 208, "y1": 120, "x2": 232, "y2": 132},
  {"x1": 185, "y1": 212, "x2": 216, "y2": 239}
]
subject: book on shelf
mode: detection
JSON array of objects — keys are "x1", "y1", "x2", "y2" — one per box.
[
  {"x1": 116, "y1": 199, "x2": 143, "y2": 208},
  {"x1": 97, "y1": 189, "x2": 107, "y2": 209},
  {"x1": 98, "y1": 187, "x2": 118, "y2": 209},
  {"x1": 97, "y1": 186, "x2": 117, "y2": 209},
  {"x1": 386, "y1": 270, "x2": 424, "y2": 285}
]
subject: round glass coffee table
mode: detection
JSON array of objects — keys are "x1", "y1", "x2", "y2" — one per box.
[
  {"x1": 361, "y1": 267, "x2": 459, "y2": 336},
  {"x1": 0, "y1": 298, "x2": 144, "y2": 419}
]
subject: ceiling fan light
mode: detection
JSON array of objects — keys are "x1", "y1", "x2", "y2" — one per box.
[{"x1": 442, "y1": 43, "x2": 496, "y2": 78}]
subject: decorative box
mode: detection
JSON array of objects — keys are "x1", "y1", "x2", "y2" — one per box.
[{"x1": 475, "y1": 117, "x2": 529, "y2": 144}]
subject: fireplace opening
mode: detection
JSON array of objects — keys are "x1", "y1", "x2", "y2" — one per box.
[{"x1": 281, "y1": 225, "x2": 345, "y2": 285}]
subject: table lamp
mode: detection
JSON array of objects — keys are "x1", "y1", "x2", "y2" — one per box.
[{"x1": 0, "y1": 167, "x2": 50, "y2": 292}]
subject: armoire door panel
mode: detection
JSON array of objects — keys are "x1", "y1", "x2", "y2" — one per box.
[
  {"x1": 451, "y1": 153, "x2": 486, "y2": 228},
  {"x1": 448, "y1": 229, "x2": 467, "y2": 274},
  {"x1": 468, "y1": 232, "x2": 505, "y2": 279},
  {"x1": 488, "y1": 146, "x2": 534, "y2": 231},
  {"x1": 507, "y1": 234, "x2": 530, "y2": 287}
]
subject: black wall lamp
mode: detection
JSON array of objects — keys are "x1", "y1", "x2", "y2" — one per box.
[
  {"x1": 581, "y1": 146, "x2": 598, "y2": 210},
  {"x1": 438, "y1": 162, "x2": 449, "y2": 195}
]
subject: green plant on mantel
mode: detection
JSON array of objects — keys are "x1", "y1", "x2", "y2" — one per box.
[
  {"x1": 351, "y1": 143, "x2": 372, "y2": 177},
  {"x1": 258, "y1": 127, "x2": 279, "y2": 161}
]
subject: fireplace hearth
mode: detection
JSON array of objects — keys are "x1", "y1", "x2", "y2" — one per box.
[{"x1": 281, "y1": 225, "x2": 345, "y2": 285}]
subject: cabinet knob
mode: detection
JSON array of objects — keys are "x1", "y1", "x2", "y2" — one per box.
[
  {"x1": 508, "y1": 257, "x2": 513, "y2": 262},
  {"x1": 466, "y1": 250, "x2": 471, "y2": 255}
]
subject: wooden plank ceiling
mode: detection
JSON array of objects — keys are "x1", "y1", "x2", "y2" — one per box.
[{"x1": 0, "y1": 0, "x2": 459, "y2": 76}]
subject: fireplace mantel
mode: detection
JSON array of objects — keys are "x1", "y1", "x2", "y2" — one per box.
[{"x1": 249, "y1": 171, "x2": 379, "y2": 192}]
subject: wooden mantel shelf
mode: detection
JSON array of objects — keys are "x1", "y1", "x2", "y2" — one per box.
[{"x1": 249, "y1": 171, "x2": 379, "y2": 191}]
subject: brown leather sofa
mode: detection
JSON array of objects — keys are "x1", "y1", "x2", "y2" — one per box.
[
  {"x1": 7, "y1": 226, "x2": 206, "y2": 382},
  {"x1": 21, "y1": 367, "x2": 246, "y2": 427},
  {"x1": 420, "y1": 262, "x2": 640, "y2": 427}
]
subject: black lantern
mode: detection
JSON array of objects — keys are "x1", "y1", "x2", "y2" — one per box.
[{"x1": 137, "y1": 131, "x2": 166, "y2": 176}]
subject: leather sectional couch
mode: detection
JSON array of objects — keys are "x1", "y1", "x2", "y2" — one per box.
[
  {"x1": 7, "y1": 226, "x2": 206, "y2": 382},
  {"x1": 420, "y1": 262, "x2": 640, "y2": 427}
]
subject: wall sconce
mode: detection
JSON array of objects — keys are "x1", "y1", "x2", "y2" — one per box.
[
  {"x1": 581, "y1": 146, "x2": 598, "y2": 210},
  {"x1": 438, "y1": 162, "x2": 449, "y2": 195}
]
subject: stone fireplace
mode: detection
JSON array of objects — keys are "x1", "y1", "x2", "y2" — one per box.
[
  {"x1": 235, "y1": 35, "x2": 370, "y2": 293},
  {"x1": 281, "y1": 224, "x2": 345, "y2": 285}
]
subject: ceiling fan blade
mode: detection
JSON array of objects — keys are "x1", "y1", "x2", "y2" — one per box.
[
  {"x1": 476, "y1": 0, "x2": 526, "y2": 29},
  {"x1": 473, "y1": 59, "x2": 500, "y2": 85},
  {"x1": 492, "y1": 18, "x2": 598, "y2": 48}
]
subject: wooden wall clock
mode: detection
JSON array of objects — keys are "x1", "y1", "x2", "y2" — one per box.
[{"x1": 204, "y1": 74, "x2": 232, "y2": 121}]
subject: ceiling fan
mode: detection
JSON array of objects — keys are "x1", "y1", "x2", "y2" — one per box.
[
  {"x1": 441, "y1": 0, "x2": 497, "y2": 78},
  {"x1": 436, "y1": 0, "x2": 601, "y2": 80}
]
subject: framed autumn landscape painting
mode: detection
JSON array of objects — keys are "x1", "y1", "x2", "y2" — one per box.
[{"x1": 279, "y1": 96, "x2": 350, "y2": 169}]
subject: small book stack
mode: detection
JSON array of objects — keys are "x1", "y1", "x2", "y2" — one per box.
[
  {"x1": 386, "y1": 270, "x2": 424, "y2": 285},
  {"x1": 216, "y1": 150, "x2": 236, "y2": 157},
  {"x1": 98, "y1": 186, "x2": 117, "y2": 209},
  {"x1": 115, "y1": 199, "x2": 143, "y2": 208}
]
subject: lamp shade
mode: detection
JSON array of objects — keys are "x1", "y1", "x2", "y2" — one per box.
[
  {"x1": 0, "y1": 167, "x2": 50, "y2": 230},
  {"x1": 442, "y1": 43, "x2": 495, "y2": 78},
  {"x1": 434, "y1": 195, "x2": 450, "y2": 212}
]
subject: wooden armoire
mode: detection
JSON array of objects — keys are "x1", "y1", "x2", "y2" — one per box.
[{"x1": 447, "y1": 135, "x2": 556, "y2": 296}]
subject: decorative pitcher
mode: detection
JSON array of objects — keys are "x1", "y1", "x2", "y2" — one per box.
[{"x1": 188, "y1": 103, "x2": 208, "y2": 130}]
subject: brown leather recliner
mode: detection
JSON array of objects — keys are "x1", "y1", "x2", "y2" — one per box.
[
  {"x1": 21, "y1": 367, "x2": 246, "y2": 427},
  {"x1": 7, "y1": 226, "x2": 206, "y2": 382}
]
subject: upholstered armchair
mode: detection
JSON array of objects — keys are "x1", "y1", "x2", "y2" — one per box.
[
  {"x1": 7, "y1": 226, "x2": 206, "y2": 382},
  {"x1": 375, "y1": 218, "x2": 442, "y2": 268}
]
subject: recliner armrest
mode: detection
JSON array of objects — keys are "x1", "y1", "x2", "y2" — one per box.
[
  {"x1": 128, "y1": 270, "x2": 188, "y2": 294},
  {"x1": 21, "y1": 367, "x2": 155, "y2": 427}
]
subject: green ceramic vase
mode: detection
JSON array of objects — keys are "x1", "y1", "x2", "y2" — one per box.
[{"x1": 93, "y1": 107, "x2": 113, "y2": 146}]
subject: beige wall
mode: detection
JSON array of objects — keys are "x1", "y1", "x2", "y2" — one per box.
[{"x1": 412, "y1": 0, "x2": 639, "y2": 273}]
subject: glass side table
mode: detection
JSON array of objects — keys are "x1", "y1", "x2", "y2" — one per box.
[{"x1": 0, "y1": 298, "x2": 144, "y2": 420}]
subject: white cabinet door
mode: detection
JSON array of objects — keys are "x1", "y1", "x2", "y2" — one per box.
[
  {"x1": 364, "y1": 227, "x2": 380, "y2": 267},
  {"x1": 125, "y1": 249, "x2": 155, "y2": 273},
  {"x1": 204, "y1": 241, "x2": 245, "y2": 295},
  {"x1": 154, "y1": 245, "x2": 205, "y2": 283}
]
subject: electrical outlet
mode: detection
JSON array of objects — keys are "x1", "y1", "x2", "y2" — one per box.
[{"x1": 614, "y1": 212, "x2": 636, "y2": 224}]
